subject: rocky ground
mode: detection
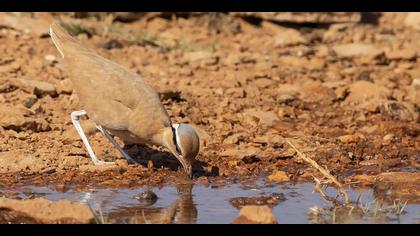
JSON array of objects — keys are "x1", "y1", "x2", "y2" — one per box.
[{"x1": 0, "y1": 12, "x2": 418, "y2": 193}]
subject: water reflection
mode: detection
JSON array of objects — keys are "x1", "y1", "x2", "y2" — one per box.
[
  {"x1": 106, "y1": 182, "x2": 197, "y2": 224},
  {"x1": 0, "y1": 181, "x2": 419, "y2": 224}
]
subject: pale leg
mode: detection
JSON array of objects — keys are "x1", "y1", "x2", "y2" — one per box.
[
  {"x1": 71, "y1": 110, "x2": 115, "y2": 165},
  {"x1": 95, "y1": 124, "x2": 137, "y2": 164}
]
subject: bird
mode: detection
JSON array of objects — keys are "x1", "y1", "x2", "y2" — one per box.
[{"x1": 49, "y1": 21, "x2": 199, "y2": 178}]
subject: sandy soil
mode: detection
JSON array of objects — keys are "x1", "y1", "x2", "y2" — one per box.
[{"x1": 0, "y1": 12, "x2": 418, "y2": 189}]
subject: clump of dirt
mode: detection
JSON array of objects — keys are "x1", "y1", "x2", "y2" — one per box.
[
  {"x1": 231, "y1": 205, "x2": 278, "y2": 224},
  {"x1": 0, "y1": 12, "x2": 418, "y2": 192},
  {"x1": 0, "y1": 197, "x2": 94, "y2": 224}
]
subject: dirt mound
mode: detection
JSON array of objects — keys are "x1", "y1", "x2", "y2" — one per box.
[{"x1": 0, "y1": 197, "x2": 94, "y2": 224}]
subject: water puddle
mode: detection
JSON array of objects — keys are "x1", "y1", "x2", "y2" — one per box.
[{"x1": 1, "y1": 181, "x2": 419, "y2": 224}]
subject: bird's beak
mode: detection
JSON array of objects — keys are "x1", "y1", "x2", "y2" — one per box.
[{"x1": 173, "y1": 153, "x2": 193, "y2": 178}]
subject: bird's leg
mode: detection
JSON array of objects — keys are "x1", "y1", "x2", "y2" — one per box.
[
  {"x1": 95, "y1": 124, "x2": 137, "y2": 164},
  {"x1": 70, "y1": 110, "x2": 115, "y2": 165}
]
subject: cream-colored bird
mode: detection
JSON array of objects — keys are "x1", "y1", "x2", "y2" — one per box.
[{"x1": 49, "y1": 22, "x2": 199, "y2": 177}]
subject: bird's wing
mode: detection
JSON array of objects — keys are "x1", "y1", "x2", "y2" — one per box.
[{"x1": 50, "y1": 21, "x2": 170, "y2": 131}]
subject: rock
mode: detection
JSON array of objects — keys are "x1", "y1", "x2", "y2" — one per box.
[
  {"x1": 135, "y1": 190, "x2": 158, "y2": 206},
  {"x1": 243, "y1": 109, "x2": 279, "y2": 127},
  {"x1": 0, "y1": 78, "x2": 18, "y2": 93},
  {"x1": 381, "y1": 100, "x2": 417, "y2": 121},
  {"x1": 386, "y1": 49, "x2": 417, "y2": 61},
  {"x1": 0, "y1": 150, "x2": 44, "y2": 174},
  {"x1": 17, "y1": 78, "x2": 57, "y2": 97},
  {"x1": 184, "y1": 51, "x2": 212, "y2": 62},
  {"x1": 252, "y1": 78, "x2": 273, "y2": 88},
  {"x1": 373, "y1": 172, "x2": 420, "y2": 203},
  {"x1": 0, "y1": 61, "x2": 20, "y2": 74},
  {"x1": 223, "y1": 132, "x2": 247, "y2": 144},
  {"x1": 407, "y1": 79, "x2": 420, "y2": 107},
  {"x1": 322, "y1": 23, "x2": 350, "y2": 42},
  {"x1": 78, "y1": 164, "x2": 120, "y2": 173},
  {"x1": 332, "y1": 43, "x2": 384, "y2": 59},
  {"x1": 277, "y1": 84, "x2": 300, "y2": 99},
  {"x1": 0, "y1": 105, "x2": 27, "y2": 130},
  {"x1": 44, "y1": 54, "x2": 57, "y2": 62},
  {"x1": 0, "y1": 14, "x2": 51, "y2": 37},
  {"x1": 278, "y1": 56, "x2": 325, "y2": 71},
  {"x1": 382, "y1": 133, "x2": 395, "y2": 144},
  {"x1": 412, "y1": 78, "x2": 420, "y2": 89},
  {"x1": 253, "y1": 133, "x2": 284, "y2": 146},
  {"x1": 0, "y1": 77, "x2": 57, "y2": 96},
  {"x1": 231, "y1": 12, "x2": 361, "y2": 23},
  {"x1": 21, "y1": 94, "x2": 38, "y2": 108},
  {"x1": 0, "y1": 197, "x2": 94, "y2": 224},
  {"x1": 345, "y1": 81, "x2": 391, "y2": 105},
  {"x1": 62, "y1": 128, "x2": 82, "y2": 145},
  {"x1": 230, "y1": 193, "x2": 285, "y2": 209},
  {"x1": 115, "y1": 159, "x2": 129, "y2": 172},
  {"x1": 232, "y1": 205, "x2": 278, "y2": 224},
  {"x1": 352, "y1": 175, "x2": 375, "y2": 185},
  {"x1": 404, "y1": 12, "x2": 420, "y2": 31},
  {"x1": 267, "y1": 171, "x2": 290, "y2": 182},
  {"x1": 220, "y1": 146, "x2": 260, "y2": 159},
  {"x1": 0, "y1": 104, "x2": 50, "y2": 132},
  {"x1": 56, "y1": 79, "x2": 73, "y2": 94},
  {"x1": 300, "y1": 80, "x2": 335, "y2": 102},
  {"x1": 337, "y1": 134, "x2": 364, "y2": 144},
  {"x1": 277, "y1": 80, "x2": 333, "y2": 103},
  {"x1": 29, "y1": 118, "x2": 52, "y2": 132},
  {"x1": 273, "y1": 28, "x2": 308, "y2": 47},
  {"x1": 334, "y1": 86, "x2": 349, "y2": 100}
]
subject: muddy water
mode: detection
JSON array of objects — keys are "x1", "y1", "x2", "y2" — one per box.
[{"x1": 1, "y1": 181, "x2": 419, "y2": 224}]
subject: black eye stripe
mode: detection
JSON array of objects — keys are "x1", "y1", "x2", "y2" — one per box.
[{"x1": 172, "y1": 126, "x2": 182, "y2": 154}]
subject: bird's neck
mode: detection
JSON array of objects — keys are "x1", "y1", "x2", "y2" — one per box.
[{"x1": 157, "y1": 127, "x2": 178, "y2": 155}]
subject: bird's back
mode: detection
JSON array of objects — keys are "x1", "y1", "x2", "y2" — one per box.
[{"x1": 49, "y1": 22, "x2": 171, "y2": 141}]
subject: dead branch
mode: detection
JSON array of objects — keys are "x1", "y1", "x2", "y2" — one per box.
[{"x1": 286, "y1": 138, "x2": 350, "y2": 205}]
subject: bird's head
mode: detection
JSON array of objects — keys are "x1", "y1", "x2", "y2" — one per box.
[{"x1": 162, "y1": 124, "x2": 200, "y2": 178}]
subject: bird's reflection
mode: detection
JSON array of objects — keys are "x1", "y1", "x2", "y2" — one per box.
[{"x1": 105, "y1": 181, "x2": 197, "y2": 224}]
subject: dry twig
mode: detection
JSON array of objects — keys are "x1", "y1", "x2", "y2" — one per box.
[{"x1": 286, "y1": 138, "x2": 350, "y2": 205}]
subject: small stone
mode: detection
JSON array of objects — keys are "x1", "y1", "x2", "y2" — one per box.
[
  {"x1": 386, "y1": 49, "x2": 417, "y2": 61},
  {"x1": 44, "y1": 54, "x2": 57, "y2": 62},
  {"x1": 382, "y1": 133, "x2": 395, "y2": 144},
  {"x1": 337, "y1": 134, "x2": 361, "y2": 144},
  {"x1": 345, "y1": 81, "x2": 391, "y2": 105},
  {"x1": 334, "y1": 86, "x2": 349, "y2": 100},
  {"x1": 115, "y1": 159, "x2": 129, "y2": 172},
  {"x1": 135, "y1": 190, "x2": 158, "y2": 206},
  {"x1": 243, "y1": 109, "x2": 279, "y2": 127},
  {"x1": 412, "y1": 78, "x2": 420, "y2": 89},
  {"x1": 267, "y1": 171, "x2": 290, "y2": 182},
  {"x1": 0, "y1": 105, "x2": 27, "y2": 131},
  {"x1": 147, "y1": 160, "x2": 154, "y2": 170},
  {"x1": 404, "y1": 12, "x2": 420, "y2": 31},
  {"x1": 332, "y1": 43, "x2": 384, "y2": 59},
  {"x1": 179, "y1": 68, "x2": 193, "y2": 77},
  {"x1": 16, "y1": 78, "x2": 57, "y2": 97},
  {"x1": 232, "y1": 205, "x2": 278, "y2": 224},
  {"x1": 56, "y1": 79, "x2": 73, "y2": 94},
  {"x1": 78, "y1": 164, "x2": 119, "y2": 173},
  {"x1": 352, "y1": 175, "x2": 375, "y2": 186},
  {"x1": 273, "y1": 28, "x2": 308, "y2": 47}
]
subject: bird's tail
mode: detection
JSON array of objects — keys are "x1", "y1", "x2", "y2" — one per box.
[{"x1": 49, "y1": 21, "x2": 81, "y2": 58}]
